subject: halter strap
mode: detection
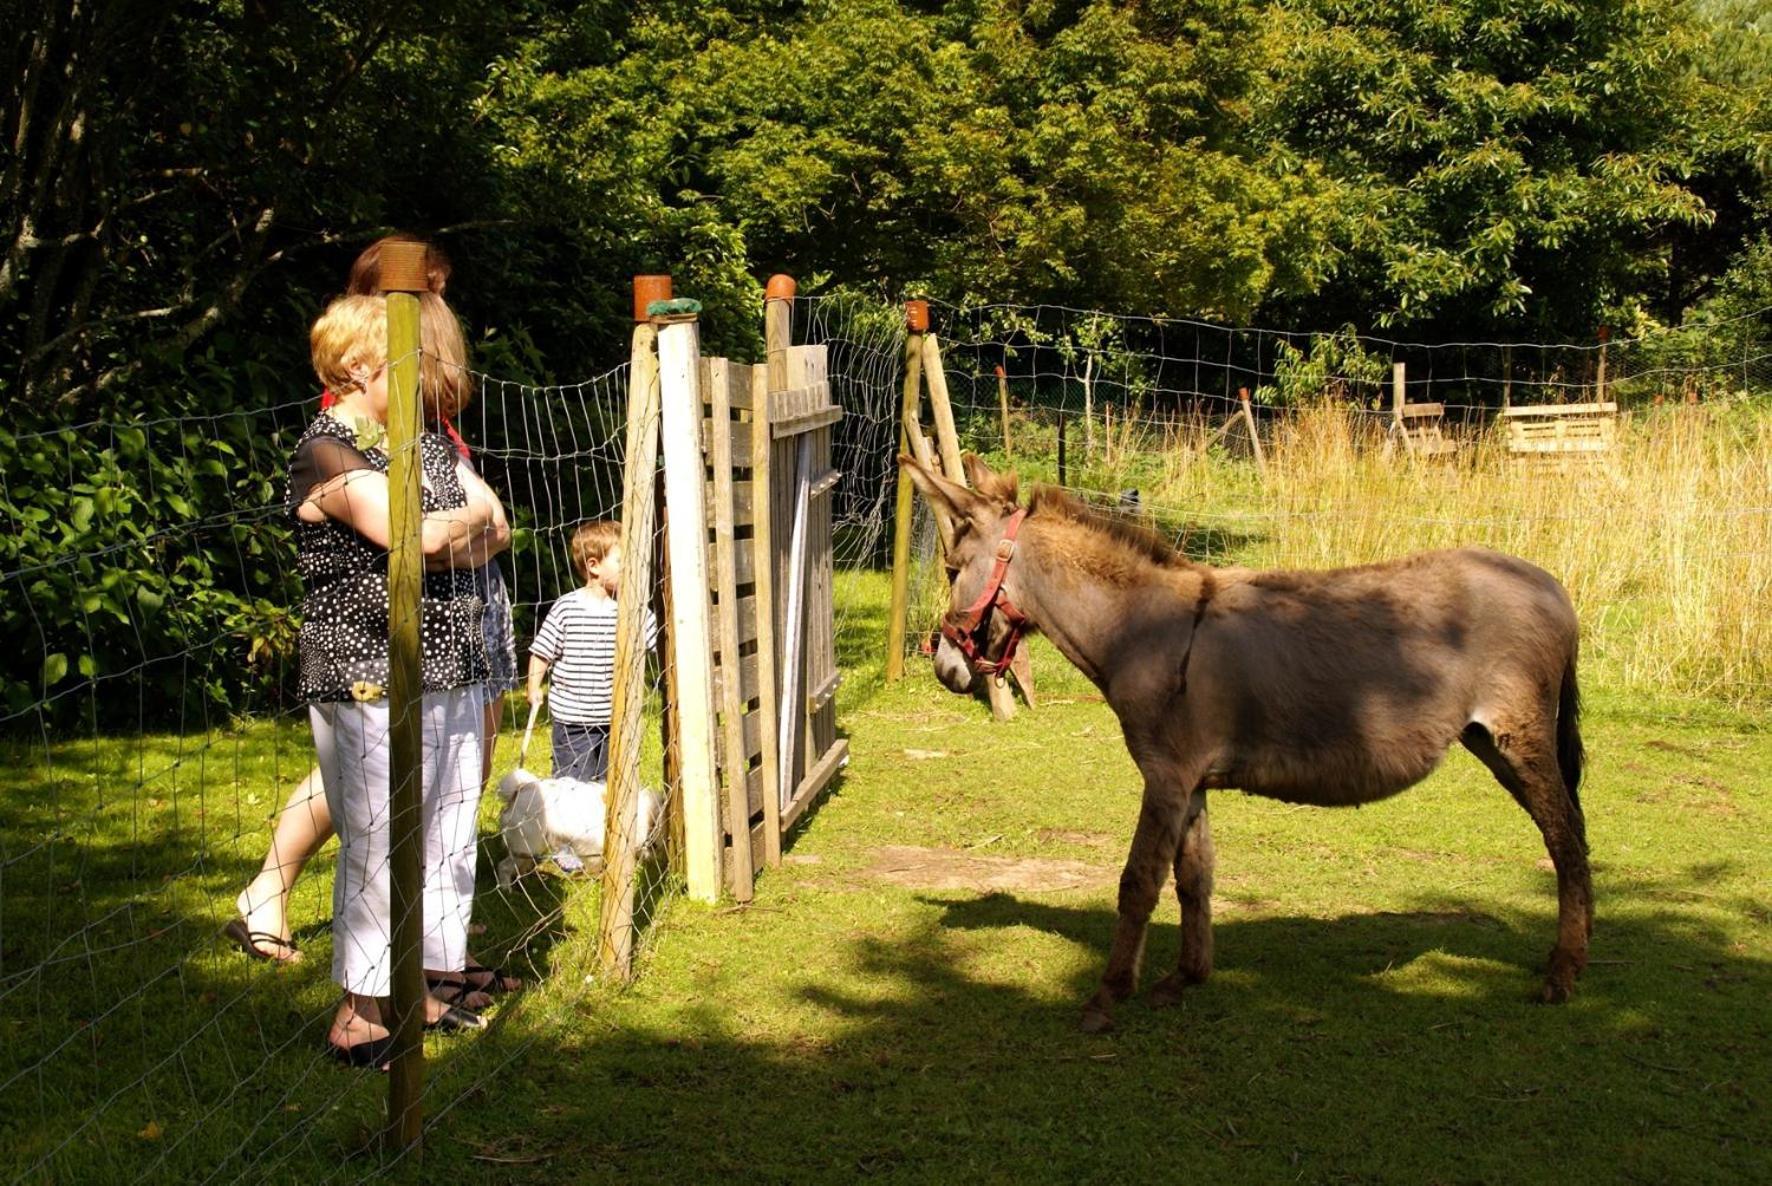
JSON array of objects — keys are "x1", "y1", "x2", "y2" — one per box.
[{"x1": 942, "y1": 508, "x2": 1032, "y2": 676}]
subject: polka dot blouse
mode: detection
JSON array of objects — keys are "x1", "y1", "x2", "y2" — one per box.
[{"x1": 288, "y1": 411, "x2": 490, "y2": 702}]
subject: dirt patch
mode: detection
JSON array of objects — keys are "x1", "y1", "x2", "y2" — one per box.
[
  {"x1": 863, "y1": 844, "x2": 1117, "y2": 893},
  {"x1": 1035, "y1": 828, "x2": 1119, "y2": 850}
]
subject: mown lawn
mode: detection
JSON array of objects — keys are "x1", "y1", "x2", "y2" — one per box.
[{"x1": 3, "y1": 610, "x2": 1770, "y2": 1183}]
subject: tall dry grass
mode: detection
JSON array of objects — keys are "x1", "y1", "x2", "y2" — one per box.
[{"x1": 1132, "y1": 402, "x2": 1772, "y2": 705}]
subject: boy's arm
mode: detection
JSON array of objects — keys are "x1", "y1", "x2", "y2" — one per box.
[{"x1": 526, "y1": 654, "x2": 551, "y2": 707}]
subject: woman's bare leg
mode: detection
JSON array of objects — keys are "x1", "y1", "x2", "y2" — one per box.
[{"x1": 234, "y1": 766, "x2": 333, "y2": 961}]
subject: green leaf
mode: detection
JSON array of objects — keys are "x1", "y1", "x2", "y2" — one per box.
[{"x1": 41, "y1": 653, "x2": 69, "y2": 689}]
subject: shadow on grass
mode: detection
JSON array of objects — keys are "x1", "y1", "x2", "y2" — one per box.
[{"x1": 420, "y1": 872, "x2": 1771, "y2": 1185}]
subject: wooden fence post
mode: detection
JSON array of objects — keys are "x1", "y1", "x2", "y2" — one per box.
[
  {"x1": 379, "y1": 241, "x2": 429, "y2": 1156},
  {"x1": 922, "y1": 332, "x2": 1015, "y2": 721},
  {"x1": 656, "y1": 309, "x2": 722, "y2": 903},
  {"x1": 599, "y1": 282, "x2": 664, "y2": 981},
  {"x1": 885, "y1": 301, "x2": 925, "y2": 684},
  {"x1": 1238, "y1": 387, "x2": 1267, "y2": 476},
  {"x1": 753, "y1": 280, "x2": 788, "y2": 865},
  {"x1": 1596, "y1": 326, "x2": 1610, "y2": 402},
  {"x1": 995, "y1": 364, "x2": 1013, "y2": 458}
]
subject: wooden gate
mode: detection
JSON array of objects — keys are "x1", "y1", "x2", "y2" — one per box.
[{"x1": 688, "y1": 281, "x2": 847, "y2": 901}]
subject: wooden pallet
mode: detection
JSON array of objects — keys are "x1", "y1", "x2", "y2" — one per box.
[{"x1": 1499, "y1": 402, "x2": 1617, "y2": 467}]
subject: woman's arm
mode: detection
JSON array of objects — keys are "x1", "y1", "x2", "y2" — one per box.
[{"x1": 302, "y1": 468, "x2": 500, "y2": 570}]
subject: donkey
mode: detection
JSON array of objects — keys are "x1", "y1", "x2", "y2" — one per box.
[{"x1": 902, "y1": 454, "x2": 1592, "y2": 1032}]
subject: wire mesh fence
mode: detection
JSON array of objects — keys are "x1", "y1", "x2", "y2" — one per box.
[{"x1": 3, "y1": 289, "x2": 1768, "y2": 1181}]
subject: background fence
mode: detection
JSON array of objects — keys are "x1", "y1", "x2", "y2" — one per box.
[{"x1": 2, "y1": 290, "x2": 1769, "y2": 1180}]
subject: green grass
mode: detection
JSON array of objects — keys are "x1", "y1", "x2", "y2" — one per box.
[{"x1": 3, "y1": 576, "x2": 1770, "y2": 1182}]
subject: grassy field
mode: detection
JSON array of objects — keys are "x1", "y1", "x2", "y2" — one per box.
[{"x1": 4, "y1": 414, "x2": 1772, "y2": 1181}]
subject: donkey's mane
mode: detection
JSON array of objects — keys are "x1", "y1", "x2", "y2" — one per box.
[{"x1": 1026, "y1": 485, "x2": 1190, "y2": 578}]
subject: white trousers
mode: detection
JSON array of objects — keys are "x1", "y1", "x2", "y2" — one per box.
[{"x1": 311, "y1": 689, "x2": 484, "y2": 998}]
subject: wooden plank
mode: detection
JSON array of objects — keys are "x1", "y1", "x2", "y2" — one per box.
[
  {"x1": 1499, "y1": 402, "x2": 1619, "y2": 418},
  {"x1": 766, "y1": 382, "x2": 832, "y2": 422},
  {"x1": 886, "y1": 334, "x2": 920, "y2": 683},
  {"x1": 808, "y1": 670, "x2": 840, "y2": 713},
  {"x1": 706, "y1": 355, "x2": 753, "y2": 900},
  {"x1": 1397, "y1": 402, "x2": 1446, "y2": 418},
  {"x1": 754, "y1": 304, "x2": 785, "y2": 867},
  {"x1": 808, "y1": 467, "x2": 841, "y2": 498},
  {"x1": 702, "y1": 418, "x2": 752, "y2": 466},
  {"x1": 658, "y1": 319, "x2": 722, "y2": 904},
  {"x1": 772, "y1": 405, "x2": 843, "y2": 438},
  {"x1": 705, "y1": 479, "x2": 754, "y2": 526},
  {"x1": 713, "y1": 649, "x2": 761, "y2": 704},
  {"x1": 781, "y1": 738, "x2": 849, "y2": 833}
]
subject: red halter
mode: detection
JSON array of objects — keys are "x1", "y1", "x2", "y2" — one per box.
[{"x1": 940, "y1": 508, "x2": 1032, "y2": 677}]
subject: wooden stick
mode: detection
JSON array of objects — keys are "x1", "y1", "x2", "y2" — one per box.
[
  {"x1": 707, "y1": 356, "x2": 752, "y2": 900},
  {"x1": 1239, "y1": 388, "x2": 1267, "y2": 476},
  {"x1": 383, "y1": 280, "x2": 426, "y2": 1155},
  {"x1": 995, "y1": 364, "x2": 1012, "y2": 458},
  {"x1": 599, "y1": 320, "x2": 662, "y2": 981},
  {"x1": 657, "y1": 315, "x2": 722, "y2": 904},
  {"x1": 923, "y1": 335, "x2": 1014, "y2": 720},
  {"x1": 899, "y1": 337, "x2": 953, "y2": 554},
  {"x1": 920, "y1": 333, "x2": 966, "y2": 482},
  {"x1": 885, "y1": 337, "x2": 920, "y2": 683}
]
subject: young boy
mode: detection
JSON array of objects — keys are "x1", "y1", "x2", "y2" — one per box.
[{"x1": 527, "y1": 519, "x2": 657, "y2": 798}]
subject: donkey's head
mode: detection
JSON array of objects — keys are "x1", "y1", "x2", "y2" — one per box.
[{"x1": 899, "y1": 453, "x2": 1028, "y2": 695}]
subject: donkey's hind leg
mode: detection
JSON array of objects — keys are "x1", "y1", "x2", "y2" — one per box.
[
  {"x1": 1461, "y1": 721, "x2": 1593, "y2": 1003},
  {"x1": 1149, "y1": 795, "x2": 1213, "y2": 1008},
  {"x1": 1082, "y1": 779, "x2": 1192, "y2": 1033}
]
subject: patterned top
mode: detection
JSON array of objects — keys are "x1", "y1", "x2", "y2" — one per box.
[
  {"x1": 530, "y1": 588, "x2": 657, "y2": 725},
  {"x1": 288, "y1": 411, "x2": 489, "y2": 702}
]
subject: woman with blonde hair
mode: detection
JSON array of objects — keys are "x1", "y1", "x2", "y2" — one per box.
[
  {"x1": 289, "y1": 290, "x2": 506, "y2": 1061},
  {"x1": 228, "y1": 235, "x2": 520, "y2": 1009}
]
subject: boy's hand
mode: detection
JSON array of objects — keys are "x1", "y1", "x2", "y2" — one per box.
[{"x1": 527, "y1": 684, "x2": 545, "y2": 707}]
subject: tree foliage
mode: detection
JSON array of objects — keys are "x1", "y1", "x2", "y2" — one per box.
[{"x1": 2, "y1": 0, "x2": 1769, "y2": 719}]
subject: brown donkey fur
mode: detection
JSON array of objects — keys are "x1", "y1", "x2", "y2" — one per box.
[{"x1": 903, "y1": 454, "x2": 1592, "y2": 1032}]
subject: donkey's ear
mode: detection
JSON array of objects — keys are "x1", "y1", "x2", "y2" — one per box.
[
  {"x1": 962, "y1": 452, "x2": 1019, "y2": 507},
  {"x1": 899, "y1": 454, "x2": 986, "y2": 524}
]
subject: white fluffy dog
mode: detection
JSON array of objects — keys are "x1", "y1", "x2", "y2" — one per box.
[{"x1": 495, "y1": 768, "x2": 665, "y2": 887}]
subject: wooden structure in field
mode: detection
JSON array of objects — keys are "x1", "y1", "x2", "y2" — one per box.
[
  {"x1": 1386, "y1": 362, "x2": 1457, "y2": 460},
  {"x1": 1499, "y1": 402, "x2": 1618, "y2": 467},
  {"x1": 599, "y1": 274, "x2": 848, "y2": 958}
]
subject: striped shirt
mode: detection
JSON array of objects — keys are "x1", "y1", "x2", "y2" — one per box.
[{"x1": 530, "y1": 588, "x2": 657, "y2": 724}]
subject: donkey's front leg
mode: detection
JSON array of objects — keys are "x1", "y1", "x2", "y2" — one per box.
[
  {"x1": 1150, "y1": 794, "x2": 1213, "y2": 1008},
  {"x1": 1082, "y1": 785, "x2": 1189, "y2": 1033}
]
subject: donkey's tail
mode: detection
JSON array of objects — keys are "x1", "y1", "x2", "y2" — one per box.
[{"x1": 1557, "y1": 646, "x2": 1587, "y2": 847}]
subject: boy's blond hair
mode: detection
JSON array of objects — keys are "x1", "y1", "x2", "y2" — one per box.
[
  {"x1": 311, "y1": 294, "x2": 387, "y2": 396},
  {"x1": 310, "y1": 292, "x2": 472, "y2": 420},
  {"x1": 570, "y1": 520, "x2": 621, "y2": 584}
]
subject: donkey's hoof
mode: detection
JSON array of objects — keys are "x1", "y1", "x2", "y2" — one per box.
[
  {"x1": 1538, "y1": 979, "x2": 1574, "y2": 1005},
  {"x1": 1079, "y1": 1005, "x2": 1115, "y2": 1034},
  {"x1": 1147, "y1": 974, "x2": 1188, "y2": 1009}
]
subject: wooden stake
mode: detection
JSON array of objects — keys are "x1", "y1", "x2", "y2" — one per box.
[
  {"x1": 657, "y1": 314, "x2": 722, "y2": 903},
  {"x1": 922, "y1": 333, "x2": 1014, "y2": 721},
  {"x1": 886, "y1": 335, "x2": 921, "y2": 683},
  {"x1": 599, "y1": 320, "x2": 662, "y2": 981},
  {"x1": 995, "y1": 365, "x2": 1013, "y2": 458},
  {"x1": 382, "y1": 273, "x2": 426, "y2": 1156},
  {"x1": 1239, "y1": 388, "x2": 1267, "y2": 476}
]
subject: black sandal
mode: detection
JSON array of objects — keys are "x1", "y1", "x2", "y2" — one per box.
[
  {"x1": 222, "y1": 918, "x2": 301, "y2": 963},
  {"x1": 329, "y1": 1036, "x2": 393, "y2": 1069},
  {"x1": 426, "y1": 1004, "x2": 485, "y2": 1034},
  {"x1": 425, "y1": 974, "x2": 492, "y2": 1009},
  {"x1": 464, "y1": 963, "x2": 522, "y2": 994}
]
